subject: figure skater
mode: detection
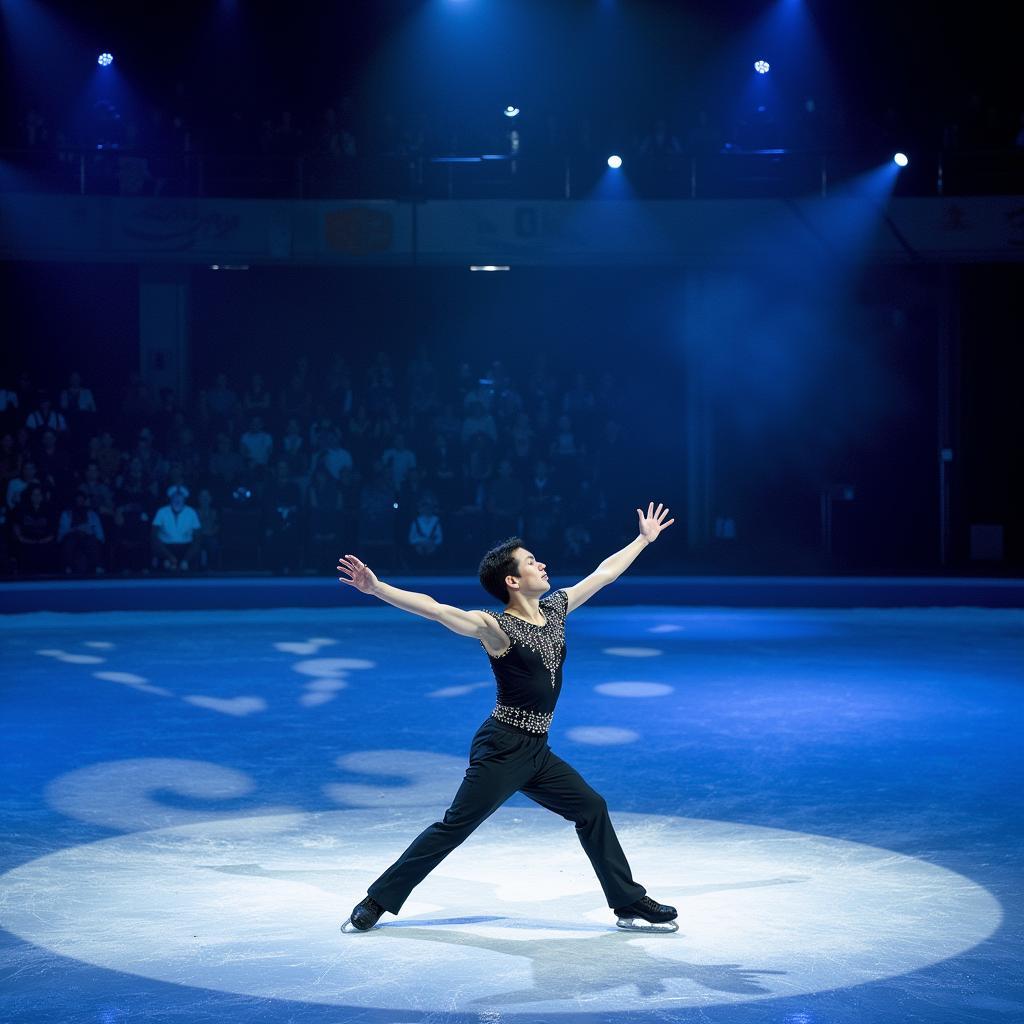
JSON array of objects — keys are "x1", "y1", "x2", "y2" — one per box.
[{"x1": 338, "y1": 501, "x2": 677, "y2": 933}]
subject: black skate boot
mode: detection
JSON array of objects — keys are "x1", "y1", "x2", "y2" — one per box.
[
  {"x1": 341, "y1": 895, "x2": 385, "y2": 933},
  {"x1": 613, "y1": 895, "x2": 679, "y2": 933}
]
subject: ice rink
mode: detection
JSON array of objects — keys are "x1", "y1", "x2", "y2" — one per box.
[{"x1": 2, "y1": 585, "x2": 1022, "y2": 1023}]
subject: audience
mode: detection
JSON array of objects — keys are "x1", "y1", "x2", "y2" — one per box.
[{"x1": 0, "y1": 351, "x2": 629, "y2": 578}]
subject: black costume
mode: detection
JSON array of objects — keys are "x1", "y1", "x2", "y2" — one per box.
[{"x1": 367, "y1": 588, "x2": 646, "y2": 914}]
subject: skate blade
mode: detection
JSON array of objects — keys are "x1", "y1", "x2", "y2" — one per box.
[
  {"x1": 616, "y1": 918, "x2": 679, "y2": 933},
  {"x1": 340, "y1": 917, "x2": 377, "y2": 933}
]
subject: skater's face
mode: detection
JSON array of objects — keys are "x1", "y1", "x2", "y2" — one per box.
[{"x1": 508, "y1": 548, "x2": 549, "y2": 597}]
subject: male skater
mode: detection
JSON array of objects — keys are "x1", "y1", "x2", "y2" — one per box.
[{"x1": 337, "y1": 501, "x2": 677, "y2": 933}]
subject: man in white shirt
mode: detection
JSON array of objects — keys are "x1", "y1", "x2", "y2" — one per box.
[{"x1": 151, "y1": 485, "x2": 202, "y2": 572}]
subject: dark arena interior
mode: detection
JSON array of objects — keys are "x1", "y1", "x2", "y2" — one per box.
[{"x1": 1, "y1": 3, "x2": 1022, "y2": 1023}]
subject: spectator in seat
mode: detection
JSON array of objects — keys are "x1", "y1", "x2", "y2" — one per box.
[
  {"x1": 13, "y1": 484, "x2": 56, "y2": 575},
  {"x1": 381, "y1": 433, "x2": 416, "y2": 492},
  {"x1": 58, "y1": 489, "x2": 105, "y2": 575},
  {"x1": 151, "y1": 484, "x2": 201, "y2": 572},
  {"x1": 196, "y1": 487, "x2": 221, "y2": 571},
  {"x1": 59, "y1": 371, "x2": 97, "y2": 436},
  {"x1": 35, "y1": 430, "x2": 72, "y2": 500},
  {"x1": 25, "y1": 394, "x2": 68, "y2": 437},
  {"x1": 240, "y1": 415, "x2": 274, "y2": 468},
  {"x1": 207, "y1": 432, "x2": 245, "y2": 501},
  {"x1": 112, "y1": 460, "x2": 155, "y2": 574},
  {"x1": 6, "y1": 460, "x2": 42, "y2": 510},
  {"x1": 407, "y1": 494, "x2": 443, "y2": 563},
  {"x1": 307, "y1": 462, "x2": 344, "y2": 573},
  {"x1": 262, "y1": 459, "x2": 303, "y2": 574}
]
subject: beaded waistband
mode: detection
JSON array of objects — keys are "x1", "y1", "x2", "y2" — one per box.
[{"x1": 490, "y1": 703, "x2": 553, "y2": 734}]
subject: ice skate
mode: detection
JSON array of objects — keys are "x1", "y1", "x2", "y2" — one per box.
[
  {"x1": 340, "y1": 895, "x2": 385, "y2": 933},
  {"x1": 614, "y1": 895, "x2": 679, "y2": 932}
]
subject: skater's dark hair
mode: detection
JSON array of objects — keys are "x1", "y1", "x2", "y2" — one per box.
[{"x1": 478, "y1": 536, "x2": 524, "y2": 604}]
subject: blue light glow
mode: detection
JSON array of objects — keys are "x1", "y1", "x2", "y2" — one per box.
[
  {"x1": 754, "y1": 59, "x2": 770, "y2": 74},
  {"x1": 97, "y1": 52, "x2": 113, "y2": 67},
  {"x1": 607, "y1": 154, "x2": 622, "y2": 169},
  {"x1": 893, "y1": 152, "x2": 909, "y2": 167}
]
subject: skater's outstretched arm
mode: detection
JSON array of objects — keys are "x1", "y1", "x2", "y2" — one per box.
[
  {"x1": 337, "y1": 554, "x2": 507, "y2": 645},
  {"x1": 562, "y1": 501, "x2": 675, "y2": 614}
]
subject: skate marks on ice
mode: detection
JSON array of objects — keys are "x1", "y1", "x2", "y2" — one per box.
[{"x1": 0, "y1": 807, "x2": 1000, "y2": 1014}]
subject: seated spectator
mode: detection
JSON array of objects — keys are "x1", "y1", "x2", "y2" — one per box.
[
  {"x1": 207, "y1": 432, "x2": 245, "y2": 500},
  {"x1": 357, "y1": 463, "x2": 398, "y2": 569},
  {"x1": 508, "y1": 412, "x2": 534, "y2": 476},
  {"x1": 13, "y1": 484, "x2": 56, "y2": 575},
  {"x1": 241, "y1": 372, "x2": 273, "y2": 419},
  {"x1": 58, "y1": 489, "x2": 105, "y2": 575},
  {"x1": 307, "y1": 463, "x2": 344, "y2": 572},
  {"x1": 407, "y1": 495, "x2": 443, "y2": 563},
  {"x1": 0, "y1": 433, "x2": 19, "y2": 489},
  {"x1": 34, "y1": 429, "x2": 72, "y2": 500},
  {"x1": 461, "y1": 399, "x2": 497, "y2": 446},
  {"x1": 202, "y1": 372, "x2": 239, "y2": 428},
  {"x1": 151, "y1": 484, "x2": 201, "y2": 572},
  {"x1": 347, "y1": 404, "x2": 371, "y2": 461},
  {"x1": 166, "y1": 424, "x2": 202, "y2": 482},
  {"x1": 196, "y1": 487, "x2": 221, "y2": 571},
  {"x1": 92, "y1": 431, "x2": 122, "y2": 481},
  {"x1": 550, "y1": 414, "x2": 584, "y2": 487},
  {"x1": 240, "y1": 415, "x2": 274, "y2": 467},
  {"x1": 315, "y1": 428, "x2": 353, "y2": 480},
  {"x1": 25, "y1": 394, "x2": 68, "y2": 436},
  {"x1": 262, "y1": 459, "x2": 303, "y2": 574},
  {"x1": 463, "y1": 432, "x2": 495, "y2": 508},
  {"x1": 524, "y1": 458, "x2": 561, "y2": 544},
  {"x1": 486, "y1": 458, "x2": 525, "y2": 538},
  {"x1": 280, "y1": 417, "x2": 306, "y2": 475},
  {"x1": 381, "y1": 432, "x2": 416, "y2": 492},
  {"x1": 112, "y1": 462, "x2": 155, "y2": 573},
  {"x1": 6, "y1": 460, "x2": 42, "y2": 510},
  {"x1": 279, "y1": 373, "x2": 313, "y2": 425},
  {"x1": 133, "y1": 427, "x2": 167, "y2": 483},
  {"x1": 0, "y1": 385, "x2": 19, "y2": 435},
  {"x1": 59, "y1": 371, "x2": 97, "y2": 435},
  {"x1": 79, "y1": 461, "x2": 115, "y2": 536}
]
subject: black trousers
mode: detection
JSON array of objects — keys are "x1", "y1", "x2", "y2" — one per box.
[{"x1": 367, "y1": 717, "x2": 646, "y2": 915}]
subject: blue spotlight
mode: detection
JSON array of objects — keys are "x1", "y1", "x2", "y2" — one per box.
[
  {"x1": 754, "y1": 59, "x2": 770, "y2": 74},
  {"x1": 503, "y1": 105, "x2": 520, "y2": 118},
  {"x1": 607, "y1": 154, "x2": 622, "y2": 169},
  {"x1": 893, "y1": 152, "x2": 909, "y2": 168},
  {"x1": 97, "y1": 52, "x2": 113, "y2": 67}
]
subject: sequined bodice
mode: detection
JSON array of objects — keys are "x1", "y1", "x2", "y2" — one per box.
[{"x1": 481, "y1": 589, "x2": 568, "y2": 716}]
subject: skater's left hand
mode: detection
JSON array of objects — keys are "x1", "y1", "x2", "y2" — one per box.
[{"x1": 637, "y1": 501, "x2": 675, "y2": 543}]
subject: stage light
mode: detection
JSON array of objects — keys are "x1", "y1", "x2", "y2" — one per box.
[
  {"x1": 97, "y1": 52, "x2": 113, "y2": 67},
  {"x1": 893, "y1": 152, "x2": 909, "y2": 167},
  {"x1": 469, "y1": 265, "x2": 510, "y2": 271},
  {"x1": 607, "y1": 154, "x2": 622, "y2": 169},
  {"x1": 754, "y1": 59, "x2": 770, "y2": 74},
  {"x1": 503, "y1": 105, "x2": 520, "y2": 118}
]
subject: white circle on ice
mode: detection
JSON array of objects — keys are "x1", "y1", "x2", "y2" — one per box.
[
  {"x1": 595, "y1": 681, "x2": 675, "y2": 698},
  {"x1": 566, "y1": 726, "x2": 640, "y2": 745},
  {"x1": 0, "y1": 808, "x2": 999, "y2": 1014}
]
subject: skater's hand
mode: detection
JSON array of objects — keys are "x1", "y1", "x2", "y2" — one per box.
[
  {"x1": 637, "y1": 501, "x2": 675, "y2": 543},
  {"x1": 337, "y1": 554, "x2": 379, "y2": 595}
]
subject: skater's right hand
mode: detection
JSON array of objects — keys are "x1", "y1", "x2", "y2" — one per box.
[{"x1": 337, "y1": 554, "x2": 379, "y2": 595}]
